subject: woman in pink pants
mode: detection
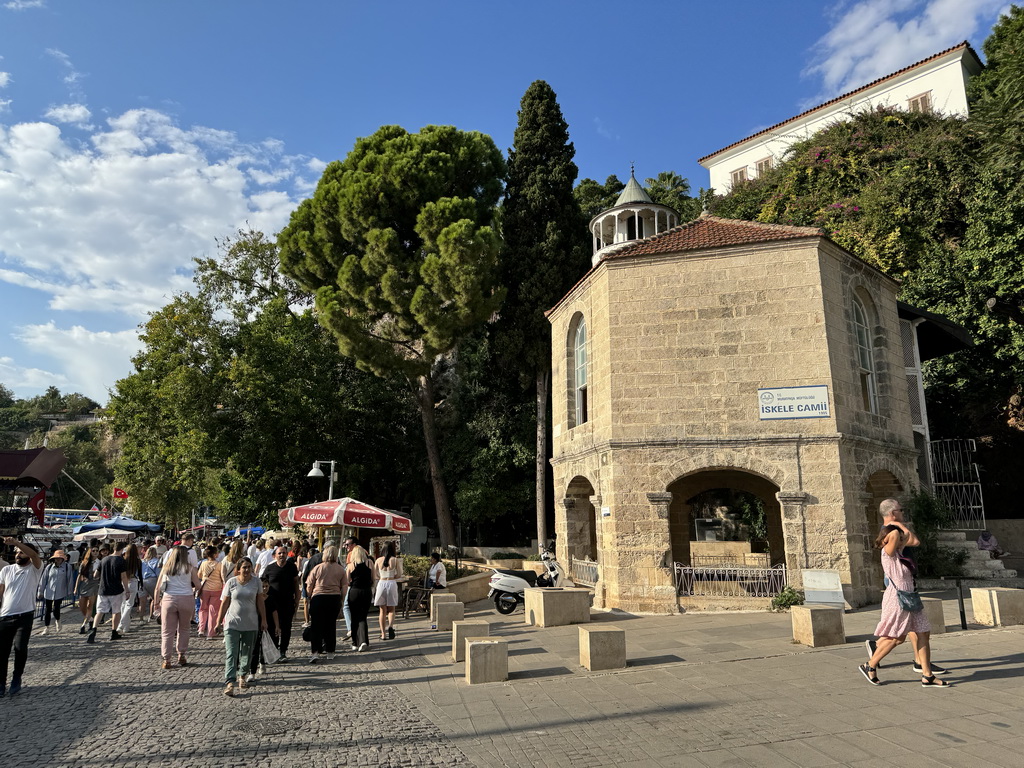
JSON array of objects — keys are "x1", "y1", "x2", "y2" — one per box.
[
  {"x1": 197, "y1": 546, "x2": 225, "y2": 638},
  {"x1": 155, "y1": 546, "x2": 201, "y2": 669}
]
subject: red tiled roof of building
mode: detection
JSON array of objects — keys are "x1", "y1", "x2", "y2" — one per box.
[
  {"x1": 602, "y1": 214, "x2": 823, "y2": 261},
  {"x1": 697, "y1": 41, "x2": 980, "y2": 164}
]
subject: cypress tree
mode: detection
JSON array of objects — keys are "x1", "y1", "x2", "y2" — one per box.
[{"x1": 495, "y1": 81, "x2": 590, "y2": 546}]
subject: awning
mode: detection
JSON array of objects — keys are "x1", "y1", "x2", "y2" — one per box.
[
  {"x1": 73, "y1": 527, "x2": 135, "y2": 541},
  {"x1": 897, "y1": 301, "x2": 974, "y2": 361},
  {"x1": 278, "y1": 497, "x2": 412, "y2": 533},
  {"x1": 0, "y1": 447, "x2": 68, "y2": 490},
  {"x1": 224, "y1": 525, "x2": 266, "y2": 537},
  {"x1": 77, "y1": 516, "x2": 161, "y2": 533}
]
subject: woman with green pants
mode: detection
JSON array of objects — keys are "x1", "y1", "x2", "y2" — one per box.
[{"x1": 215, "y1": 557, "x2": 266, "y2": 697}]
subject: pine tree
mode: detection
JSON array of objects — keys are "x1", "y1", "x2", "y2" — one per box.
[{"x1": 495, "y1": 81, "x2": 590, "y2": 546}]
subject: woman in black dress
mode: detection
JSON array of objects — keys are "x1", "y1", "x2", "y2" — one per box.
[{"x1": 345, "y1": 546, "x2": 377, "y2": 652}]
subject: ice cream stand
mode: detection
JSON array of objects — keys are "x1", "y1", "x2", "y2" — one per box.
[{"x1": 278, "y1": 497, "x2": 412, "y2": 554}]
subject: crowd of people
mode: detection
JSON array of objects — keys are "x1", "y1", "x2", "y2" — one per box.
[{"x1": 0, "y1": 529, "x2": 429, "y2": 698}]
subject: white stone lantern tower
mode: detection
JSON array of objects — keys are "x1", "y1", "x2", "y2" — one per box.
[{"x1": 589, "y1": 169, "x2": 679, "y2": 266}]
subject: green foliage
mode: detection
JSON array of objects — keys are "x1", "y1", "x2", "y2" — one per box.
[
  {"x1": 574, "y1": 174, "x2": 624, "y2": 219},
  {"x1": 645, "y1": 171, "x2": 702, "y2": 222},
  {"x1": 969, "y1": 5, "x2": 1024, "y2": 173},
  {"x1": 489, "y1": 551, "x2": 528, "y2": 559},
  {"x1": 770, "y1": 586, "x2": 804, "y2": 611},
  {"x1": 278, "y1": 124, "x2": 506, "y2": 381},
  {"x1": 904, "y1": 489, "x2": 968, "y2": 578}
]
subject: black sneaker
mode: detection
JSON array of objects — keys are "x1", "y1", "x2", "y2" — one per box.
[
  {"x1": 86, "y1": 630, "x2": 96, "y2": 644},
  {"x1": 110, "y1": 630, "x2": 122, "y2": 641},
  {"x1": 913, "y1": 663, "x2": 948, "y2": 675},
  {"x1": 9, "y1": 679, "x2": 22, "y2": 696},
  {"x1": 388, "y1": 627, "x2": 395, "y2": 640}
]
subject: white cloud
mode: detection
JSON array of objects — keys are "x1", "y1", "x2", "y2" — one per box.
[
  {"x1": 594, "y1": 117, "x2": 619, "y2": 141},
  {"x1": 0, "y1": 355, "x2": 67, "y2": 396},
  {"x1": 0, "y1": 72, "x2": 10, "y2": 89},
  {"x1": 4, "y1": 0, "x2": 45, "y2": 9},
  {"x1": 12, "y1": 324, "x2": 142, "y2": 402},
  {"x1": 805, "y1": 0, "x2": 1006, "y2": 102},
  {"x1": 44, "y1": 103, "x2": 92, "y2": 127}
]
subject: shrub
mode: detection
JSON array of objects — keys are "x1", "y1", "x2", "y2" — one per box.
[
  {"x1": 490, "y1": 551, "x2": 527, "y2": 559},
  {"x1": 770, "y1": 586, "x2": 805, "y2": 612},
  {"x1": 905, "y1": 489, "x2": 968, "y2": 578}
]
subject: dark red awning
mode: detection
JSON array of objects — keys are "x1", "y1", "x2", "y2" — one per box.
[{"x1": 0, "y1": 448, "x2": 68, "y2": 490}]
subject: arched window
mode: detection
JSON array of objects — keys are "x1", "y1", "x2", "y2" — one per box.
[
  {"x1": 852, "y1": 297, "x2": 878, "y2": 414},
  {"x1": 570, "y1": 317, "x2": 588, "y2": 427}
]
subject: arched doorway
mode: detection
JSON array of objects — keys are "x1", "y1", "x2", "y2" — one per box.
[
  {"x1": 863, "y1": 470, "x2": 904, "y2": 592},
  {"x1": 564, "y1": 476, "x2": 597, "y2": 561},
  {"x1": 667, "y1": 469, "x2": 784, "y2": 568}
]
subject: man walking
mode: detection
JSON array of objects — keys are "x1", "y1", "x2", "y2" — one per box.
[
  {"x1": 89, "y1": 541, "x2": 130, "y2": 643},
  {"x1": 0, "y1": 537, "x2": 43, "y2": 696}
]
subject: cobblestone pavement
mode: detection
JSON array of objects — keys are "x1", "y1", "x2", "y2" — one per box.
[{"x1": 4, "y1": 594, "x2": 1024, "y2": 768}]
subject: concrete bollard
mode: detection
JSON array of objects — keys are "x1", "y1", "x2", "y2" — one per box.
[
  {"x1": 971, "y1": 587, "x2": 1024, "y2": 627},
  {"x1": 791, "y1": 604, "x2": 845, "y2": 647},
  {"x1": 429, "y1": 592, "x2": 456, "y2": 623},
  {"x1": 579, "y1": 626, "x2": 626, "y2": 671},
  {"x1": 465, "y1": 639, "x2": 508, "y2": 684},
  {"x1": 451, "y1": 620, "x2": 490, "y2": 662},
  {"x1": 920, "y1": 596, "x2": 946, "y2": 634},
  {"x1": 434, "y1": 601, "x2": 464, "y2": 631},
  {"x1": 523, "y1": 587, "x2": 591, "y2": 627}
]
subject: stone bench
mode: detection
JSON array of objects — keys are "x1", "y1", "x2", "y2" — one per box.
[
  {"x1": 465, "y1": 639, "x2": 507, "y2": 684},
  {"x1": 452, "y1": 620, "x2": 490, "y2": 662},
  {"x1": 579, "y1": 626, "x2": 625, "y2": 671},
  {"x1": 524, "y1": 587, "x2": 591, "y2": 628},
  {"x1": 434, "y1": 601, "x2": 464, "y2": 631},
  {"x1": 791, "y1": 604, "x2": 845, "y2": 647},
  {"x1": 429, "y1": 592, "x2": 456, "y2": 623},
  {"x1": 921, "y1": 596, "x2": 945, "y2": 634},
  {"x1": 971, "y1": 587, "x2": 1024, "y2": 627}
]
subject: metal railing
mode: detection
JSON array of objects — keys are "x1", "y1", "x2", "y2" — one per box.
[
  {"x1": 689, "y1": 553, "x2": 771, "y2": 568},
  {"x1": 569, "y1": 556, "x2": 598, "y2": 587},
  {"x1": 674, "y1": 563, "x2": 788, "y2": 598},
  {"x1": 929, "y1": 438, "x2": 986, "y2": 530}
]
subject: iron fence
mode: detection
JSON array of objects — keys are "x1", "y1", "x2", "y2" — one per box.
[
  {"x1": 570, "y1": 556, "x2": 598, "y2": 587},
  {"x1": 689, "y1": 553, "x2": 771, "y2": 568},
  {"x1": 674, "y1": 563, "x2": 788, "y2": 598},
  {"x1": 929, "y1": 438, "x2": 986, "y2": 530}
]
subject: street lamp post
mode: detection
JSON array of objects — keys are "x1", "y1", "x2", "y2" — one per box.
[{"x1": 306, "y1": 460, "x2": 337, "y2": 501}]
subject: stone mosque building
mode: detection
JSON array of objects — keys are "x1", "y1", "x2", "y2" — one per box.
[{"x1": 547, "y1": 174, "x2": 968, "y2": 613}]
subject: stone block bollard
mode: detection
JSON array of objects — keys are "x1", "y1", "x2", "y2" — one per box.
[
  {"x1": 429, "y1": 592, "x2": 456, "y2": 623},
  {"x1": 579, "y1": 626, "x2": 626, "y2": 671},
  {"x1": 971, "y1": 587, "x2": 1024, "y2": 627},
  {"x1": 523, "y1": 587, "x2": 591, "y2": 627},
  {"x1": 434, "y1": 601, "x2": 464, "y2": 631},
  {"x1": 451, "y1": 620, "x2": 490, "y2": 662},
  {"x1": 791, "y1": 604, "x2": 845, "y2": 647},
  {"x1": 920, "y1": 596, "x2": 946, "y2": 634},
  {"x1": 465, "y1": 639, "x2": 508, "y2": 684}
]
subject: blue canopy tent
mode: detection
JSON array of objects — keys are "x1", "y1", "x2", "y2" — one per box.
[
  {"x1": 76, "y1": 516, "x2": 161, "y2": 533},
  {"x1": 224, "y1": 525, "x2": 265, "y2": 537}
]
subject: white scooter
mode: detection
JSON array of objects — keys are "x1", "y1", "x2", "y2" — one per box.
[{"x1": 487, "y1": 550, "x2": 564, "y2": 614}]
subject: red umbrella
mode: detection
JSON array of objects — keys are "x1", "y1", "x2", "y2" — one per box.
[{"x1": 278, "y1": 497, "x2": 412, "y2": 533}]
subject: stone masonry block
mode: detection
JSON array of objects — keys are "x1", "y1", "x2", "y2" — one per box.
[
  {"x1": 465, "y1": 640, "x2": 508, "y2": 684},
  {"x1": 451, "y1": 621, "x2": 490, "y2": 662},
  {"x1": 524, "y1": 587, "x2": 592, "y2": 627},
  {"x1": 971, "y1": 587, "x2": 1024, "y2": 627},
  {"x1": 434, "y1": 601, "x2": 464, "y2": 631},
  {"x1": 429, "y1": 592, "x2": 456, "y2": 622},
  {"x1": 920, "y1": 597, "x2": 945, "y2": 634},
  {"x1": 791, "y1": 604, "x2": 846, "y2": 647},
  {"x1": 579, "y1": 626, "x2": 626, "y2": 671}
]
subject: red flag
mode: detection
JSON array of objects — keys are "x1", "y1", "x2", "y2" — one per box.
[
  {"x1": 28, "y1": 489, "x2": 46, "y2": 526},
  {"x1": 113, "y1": 487, "x2": 129, "y2": 499},
  {"x1": 90, "y1": 504, "x2": 99, "y2": 511}
]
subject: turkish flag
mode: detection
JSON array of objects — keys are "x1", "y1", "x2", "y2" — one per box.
[
  {"x1": 113, "y1": 487, "x2": 129, "y2": 499},
  {"x1": 28, "y1": 489, "x2": 46, "y2": 526}
]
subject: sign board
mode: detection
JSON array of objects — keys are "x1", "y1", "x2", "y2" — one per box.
[
  {"x1": 601, "y1": 506, "x2": 611, "y2": 518},
  {"x1": 758, "y1": 385, "x2": 831, "y2": 420},
  {"x1": 801, "y1": 569, "x2": 846, "y2": 610}
]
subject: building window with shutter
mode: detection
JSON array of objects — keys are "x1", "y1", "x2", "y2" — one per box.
[
  {"x1": 853, "y1": 297, "x2": 879, "y2": 414},
  {"x1": 755, "y1": 157, "x2": 773, "y2": 177},
  {"x1": 907, "y1": 91, "x2": 932, "y2": 113},
  {"x1": 569, "y1": 316, "x2": 588, "y2": 428},
  {"x1": 730, "y1": 167, "x2": 748, "y2": 186}
]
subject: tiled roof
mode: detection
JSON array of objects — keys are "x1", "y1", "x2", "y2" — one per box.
[
  {"x1": 698, "y1": 41, "x2": 980, "y2": 164},
  {"x1": 600, "y1": 214, "x2": 823, "y2": 261}
]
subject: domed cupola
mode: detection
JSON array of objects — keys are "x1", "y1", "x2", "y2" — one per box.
[{"x1": 589, "y1": 167, "x2": 679, "y2": 266}]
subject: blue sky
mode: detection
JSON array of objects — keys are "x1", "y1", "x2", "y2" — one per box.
[{"x1": 0, "y1": 0, "x2": 1010, "y2": 403}]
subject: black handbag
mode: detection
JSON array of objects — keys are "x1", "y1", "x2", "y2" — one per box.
[{"x1": 897, "y1": 588, "x2": 924, "y2": 612}]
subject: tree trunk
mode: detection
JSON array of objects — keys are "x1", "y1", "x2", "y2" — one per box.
[
  {"x1": 417, "y1": 373, "x2": 456, "y2": 547},
  {"x1": 536, "y1": 366, "x2": 550, "y2": 550}
]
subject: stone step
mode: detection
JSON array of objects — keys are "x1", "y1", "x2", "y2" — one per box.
[{"x1": 963, "y1": 567, "x2": 1018, "y2": 579}]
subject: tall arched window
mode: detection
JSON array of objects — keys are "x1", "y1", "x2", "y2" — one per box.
[
  {"x1": 570, "y1": 317, "x2": 588, "y2": 427},
  {"x1": 853, "y1": 297, "x2": 878, "y2": 414}
]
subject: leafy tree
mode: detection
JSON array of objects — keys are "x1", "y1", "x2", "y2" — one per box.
[
  {"x1": 574, "y1": 174, "x2": 625, "y2": 219},
  {"x1": 278, "y1": 125, "x2": 506, "y2": 545},
  {"x1": 645, "y1": 170, "x2": 702, "y2": 221},
  {"x1": 968, "y1": 4, "x2": 1024, "y2": 172},
  {"x1": 494, "y1": 81, "x2": 590, "y2": 545}
]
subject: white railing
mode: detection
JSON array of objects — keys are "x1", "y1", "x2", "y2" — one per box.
[
  {"x1": 570, "y1": 556, "x2": 598, "y2": 586},
  {"x1": 674, "y1": 563, "x2": 788, "y2": 598}
]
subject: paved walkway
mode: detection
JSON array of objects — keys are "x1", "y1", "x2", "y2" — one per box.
[{"x1": 3, "y1": 590, "x2": 1024, "y2": 767}]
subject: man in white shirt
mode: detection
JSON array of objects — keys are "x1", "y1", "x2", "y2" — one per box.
[
  {"x1": 154, "y1": 536, "x2": 168, "y2": 557},
  {"x1": 0, "y1": 538, "x2": 43, "y2": 696},
  {"x1": 255, "y1": 539, "x2": 277, "y2": 576},
  {"x1": 247, "y1": 538, "x2": 264, "y2": 564}
]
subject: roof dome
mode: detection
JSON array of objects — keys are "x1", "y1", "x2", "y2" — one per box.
[
  {"x1": 588, "y1": 168, "x2": 681, "y2": 266},
  {"x1": 614, "y1": 172, "x2": 654, "y2": 206}
]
